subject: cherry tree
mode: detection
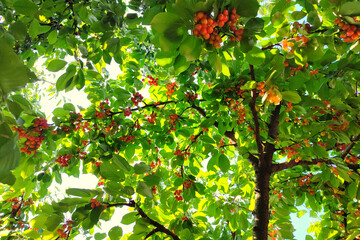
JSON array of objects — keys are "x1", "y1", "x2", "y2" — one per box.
[{"x1": 1, "y1": 0, "x2": 360, "y2": 239}]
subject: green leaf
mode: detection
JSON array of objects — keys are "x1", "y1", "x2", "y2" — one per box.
[
  {"x1": 113, "y1": 155, "x2": 132, "y2": 172},
  {"x1": 179, "y1": 35, "x2": 201, "y2": 61},
  {"x1": 347, "y1": 231, "x2": 360, "y2": 240},
  {"x1": 59, "y1": 198, "x2": 89, "y2": 205},
  {"x1": 199, "y1": 135, "x2": 215, "y2": 144},
  {"x1": 307, "y1": 10, "x2": 321, "y2": 29},
  {"x1": 100, "y1": 161, "x2": 125, "y2": 181},
  {"x1": 200, "y1": 116, "x2": 216, "y2": 128},
  {"x1": 47, "y1": 30, "x2": 58, "y2": 44},
  {"x1": 207, "y1": 154, "x2": 218, "y2": 172},
  {"x1": 174, "y1": 55, "x2": 191, "y2": 74},
  {"x1": 151, "y1": 12, "x2": 183, "y2": 33},
  {"x1": 46, "y1": 215, "x2": 62, "y2": 231},
  {"x1": 29, "y1": 19, "x2": 51, "y2": 38},
  {"x1": 9, "y1": 21, "x2": 27, "y2": 41},
  {"x1": 133, "y1": 221, "x2": 148, "y2": 235},
  {"x1": 306, "y1": 193, "x2": 318, "y2": 212},
  {"x1": 53, "y1": 108, "x2": 70, "y2": 118},
  {"x1": 143, "y1": 174, "x2": 161, "y2": 186},
  {"x1": 6, "y1": 99, "x2": 22, "y2": 119},
  {"x1": 218, "y1": 154, "x2": 230, "y2": 173},
  {"x1": 79, "y1": 45, "x2": 88, "y2": 57},
  {"x1": 72, "y1": 207, "x2": 89, "y2": 225},
  {"x1": 136, "y1": 181, "x2": 153, "y2": 197},
  {"x1": 114, "y1": 88, "x2": 131, "y2": 101},
  {"x1": 13, "y1": 0, "x2": 38, "y2": 17},
  {"x1": 143, "y1": 5, "x2": 163, "y2": 25},
  {"x1": 121, "y1": 212, "x2": 138, "y2": 225},
  {"x1": 134, "y1": 162, "x2": 151, "y2": 174},
  {"x1": 66, "y1": 188, "x2": 101, "y2": 197},
  {"x1": 231, "y1": 0, "x2": 259, "y2": 17},
  {"x1": 281, "y1": 91, "x2": 301, "y2": 103},
  {"x1": 155, "y1": 51, "x2": 175, "y2": 67},
  {"x1": 208, "y1": 52, "x2": 222, "y2": 73},
  {"x1": 56, "y1": 65, "x2": 76, "y2": 91},
  {"x1": 245, "y1": 18, "x2": 264, "y2": 34},
  {"x1": 245, "y1": 47, "x2": 265, "y2": 66},
  {"x1": 47, "y1": 59, "x2": 67, "y2": 72},
  {"x1": 90, "y1": 205, "x2": 104, "y2": 225},
  {"x1": 125, "y1": 144, "x2": 136, "y2": 160},
  {"x1": 271, "y1": 11, "x2": 285, "y2": 25},
  {"x1": 0, "y1": 172, "x2": 16, "y2": 186},
  {"x1": 11, "y1": 94, "x2": 33, "y2": 111},
  {"x1": 63, "y1": 103, "x2": 75, "y2": 111},
  {"x1": 29, "y1": 20, "x2": 39, "y2": 39},
  {"x1": 0, "y1": 37, "x2": 32, "y2": 94},
  {"x1": 122, "y1": 186, "x2": 135, "y2": 196},
  {"x1": 332, "y1": 131, "x2": 351, "y2": 144},
  {"x1": 109, "y1": 226, "x2": 123, "y2": 240},
  {"x1": 241, "y1": 81, "x2": 257, "y2": 90},
  {"x1": 95, "y1": 233, "x2": 107, "y2": 240},
  {"x1": 346, "y1": 181, "x2": 357, "y2": 198},
  {"x1": 312, "y1": 145, "x2": 328, "y2": 158},
  {"x1": 0, "y1": 134, "x2": 20, "y2": 183},
  {"x1": 23, "y1": 229, "x2": 41, "y2": 239},
  {"x1": 340, "y1": 2, "x2": 360, "y2": 16},
  {"x1": 30, "y1": 215, "x2": 48, "y2": 229},
  {"x1": 222, "y1": 61, "x2": 230, "y2": 76},
  {"x1": 291, "y1": 11, "x2": 307, "y2": 20}
]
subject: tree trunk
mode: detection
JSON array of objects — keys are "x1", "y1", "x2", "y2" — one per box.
[
  {"x1": 251, "y1": 104, "x2": 280, "y2": 239},
  {"x1": 253, "y1": 163, "x2": 271, "y2": 240}
]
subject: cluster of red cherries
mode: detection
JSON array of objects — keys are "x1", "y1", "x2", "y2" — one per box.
[
  {"x1": 95, "y1": 99, "x2": 112, "y2": 118},
  {"x1": 146, "y1": 75, "x2": 158, "y2": 86},
  {"x1": 12, "y1": 118, "x2": 49, "y2": 155},
  {"x1": 55, "y1": 154, "x2": 72, "y2": 167},
  {"x1": 335, "y1": 17, "x2": 360, "y2": 42},
  {"x1": 193, "y1": 8, "x2": 243, "y2": 48},
  {"x1": 56, "y1": 220, "x2": 73, "y2": 239},
  {"x1": 183, "y1": 179, "x2": 194, "y2": 189},
  {"x1": 119, "y1": 135, "x2": 135, "y2": 143},
  {"x1": 131, "y1": 92, "x2": 143, "y2": 106},
  {"x1": 174, "y1": 189, "x2": 183, "y2": 201}
]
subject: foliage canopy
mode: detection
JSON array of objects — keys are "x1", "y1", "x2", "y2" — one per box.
[{"x1": 1, "y1": 0, "x2": 360, "y2": 239}]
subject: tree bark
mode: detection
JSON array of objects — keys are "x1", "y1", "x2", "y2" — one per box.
[
  {"x1": 253, "y1": 158, "x2": 272, "y2": 240},
  {"x1": 252, "y1": 105, "x2": 280, "y2": 239}
]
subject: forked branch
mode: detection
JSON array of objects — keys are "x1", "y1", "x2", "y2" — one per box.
[
  {"x1": 106, "y1": 200, "x2": 180, "y2": 240},
  {"x1": 191, "y1": 104, "x2": 237, "y2": 145}
]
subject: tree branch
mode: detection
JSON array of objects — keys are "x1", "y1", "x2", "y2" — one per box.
[
  {"x1": 272, "y1": 135, "x2": 360, "y2": 172},
  {"x1": 340, "y1": 135, "x2": 360, "y2": 159},
  {"x1": 106, "y1": 200, "x2": 180, "y2": 240},
  {"x1": 248, "y1": 153, "x2": 259, "y2": 167},
  {"x1": 348, "y1": 163, "x2": 360, "y2": 172},
  {"x1": 263, "y1": 104, "x2": 281, "y2": 171},
  {"x1": 272, "y1": 159, "x2": 331, "y2": 173},
  {"x1": 192, "y1": 105, "x2": 237, "y2": 145},
  {"x1": 111, "y1": 100, "x2": 178, "y2": 115},
  {"x1": 261, "y1": 43, "x2": 281, "y2": 50},
  {"x1": 135, "y1": 204, "x2": 180, "y2": 240},
  {"x1": 267, "y1": 105, "x2": 281, "y2": 140},
  {"x1": 145, "y1": 228, "x2": 161, "y2": 239},
  {"x1": 249, "y1": 65, "x2": 263, "y2": 155},
  {"x1": 105, "y1": 201, "x2": 135, "y2": 208}
]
